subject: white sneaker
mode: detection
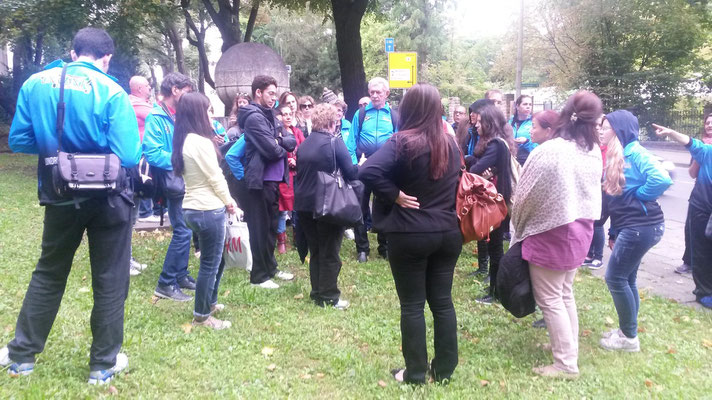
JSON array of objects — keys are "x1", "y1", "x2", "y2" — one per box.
[
  {"x1": 333, "y1": 299, "x2": 350, "y2": 310},
  {"x1": 88, "y1": 353, "x2": 128, "y2": 385},
  {"x1": 275, "y1": 271, "x2": 294, "y2": 281},
  {"x1": 138, "y1": 215, "x2": 161, "y2": 223},
  {"x1": 344, "y1": 229, "x2": 355, "y2": 240},
  {"x1": 601, "y1": 328, "x2": 623, "y2": 339},
  {"x1": 0, "y1": 346, "x2": 10, "y2": 367},
  {"x1": 129, "y1": 259, "x2": 143, "y2": 276},
  {"x1": 253, "y1": 279, "x2": 280, "y2": 289},
  {"x1": 599, "y1": 333, "x2": 640, "y2": 352}
]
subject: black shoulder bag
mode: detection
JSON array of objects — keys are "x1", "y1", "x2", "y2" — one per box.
[
  {"x1": 51, "y1": 64, "x2": 123, "y2": 201},
  {"x1": 313, "y1": 137, "x2": 363, "y2": 227}
]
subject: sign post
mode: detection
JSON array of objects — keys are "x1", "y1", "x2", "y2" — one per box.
[
  {"x1": 387, "y1": 52, "x2": 417, "y2": 89},
  {"x1": 385, "y1": 38, "x2": 394, "y2": 53}
]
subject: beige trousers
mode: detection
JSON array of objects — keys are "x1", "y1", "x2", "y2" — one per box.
[{"x1": 529, "y1": 263, "x2": 579, "y2": 373}]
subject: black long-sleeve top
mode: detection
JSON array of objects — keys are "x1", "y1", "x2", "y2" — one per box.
[
  {"x1": 358, "y1": 134, "x2": 461, "y2": 233},
  {"x1": 469, "y1": 139, "x2": 512, "y2": 204},
  {"x1": 294, "y1": 130, "x2": 358, "y2": 213}
]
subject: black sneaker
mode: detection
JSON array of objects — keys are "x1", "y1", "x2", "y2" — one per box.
[
  {"x1": 476, "y1": 295, "x2": 494, "y2": 305},
  {"x1": 532, "y1": 318, "x2": 546, "y2": 328},
  {"x1": 177, "y1": 275, "x2": 197, "y2": 291},
  {"x1": 357, "y1": 252, "x2": 368, "y2": 263},
  {"x1": 154, "y1": 284, "x2": 193, "y2": 302}
]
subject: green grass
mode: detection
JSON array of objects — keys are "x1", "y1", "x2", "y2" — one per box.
[{"x1": 1, "y1": 152, "x2": 712, "y2": 399}]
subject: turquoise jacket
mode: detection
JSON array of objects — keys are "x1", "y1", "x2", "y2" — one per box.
[
  {"x1": 225, "y1": 135, "x2": 246, "y2": 180},
  {"x1": 142, "y1": 103, "x2": 175, "y2": 170},
  {"x1": 340, "y1": 118, "x2": 352, "y2": 143},
  {"x1": 346, "y1": 102, "x2": 396, "y2": 163},
  {"x1": 9, "y1": 59, "x2": 140, "y2": 204},
  {"x1": 687, "y1": 138, "x2": 712, "y2": 212},
  {"x1": 509, "y1": 115, "x2": 536, "y2": 163}
]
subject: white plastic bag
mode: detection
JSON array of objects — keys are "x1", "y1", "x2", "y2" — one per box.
[{"x1": 224, "y1": 214, "x2": 252, "y2": 271}]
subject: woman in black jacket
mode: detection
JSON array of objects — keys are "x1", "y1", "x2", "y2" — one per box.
[
  {"x1": 469, "y1": 104, "x2": 515, "y2": 304},
  {"x1": 294, "y1": 104, "x2": 358, "y2": 309},
  {"x1": 359, "y1": 84, "x2": 462, "y2": 384}
]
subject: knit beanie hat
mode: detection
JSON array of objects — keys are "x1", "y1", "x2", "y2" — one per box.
[{"x1": 322, "y1": 87, "x2": 338, "y2": 104}]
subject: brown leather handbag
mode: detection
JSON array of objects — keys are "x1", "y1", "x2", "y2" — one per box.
[{"x1": 456, "y1": 164, "x2": 508, "y2": 244}]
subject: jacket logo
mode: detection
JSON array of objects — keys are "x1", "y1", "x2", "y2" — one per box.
[{"x1": 42, "y1": 74, "x2": 93, "y2": 94}]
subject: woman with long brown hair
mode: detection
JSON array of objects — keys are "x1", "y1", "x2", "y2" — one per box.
[
  {"x1": 171, "y1": 92, "x2": 239, "y2": 330},
  {"x1": 468, "y1": 103, "x2": 515, "y2": 304},
  {"x1": 359, "y1": 84, "x2": 462, "y2": 384}
]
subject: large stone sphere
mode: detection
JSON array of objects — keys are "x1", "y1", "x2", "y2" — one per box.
[{"x1": 214, "y1": 42, "x2": 290, "y2": 108}]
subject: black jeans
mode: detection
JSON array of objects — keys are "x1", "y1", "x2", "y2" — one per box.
[
  {"x1": 476, "y1": 240, "x2": 489, "y2": 269},
  {"x1": 354, "y1": 186, "x2": 387, "y2": 256},
  {"x1": 244, "y1": 181, "x2": 280, "y2": 284},
  {"x1": 8, "y1": 197, "x2": 132, "y2": 371},
  {"x1": 689, "y1": 205, "x2": 712, "y2": 299},
  {"x1": 298, "y1": 212, "x2": 344, "y2": 305},
  {"x1": 387, "y1": 229, "x2": 462, "y2": 383},
  {"x1": 486, "y1": 221, "x2": 506, "y2": 298},
  {"x1": 683, "y1": 207, "x2": 692, "y2": 266}
]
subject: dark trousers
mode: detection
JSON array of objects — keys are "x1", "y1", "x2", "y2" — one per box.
[
  {"x1": 298, "y1": 212, "x2": 344, "y2": 305},
  {"x1": 8, "y1": 197, "x2": 132, "y2": 371},
  {"x1": 476, "y1": 240, "x2": 489, "y2": 270},
  {"x1": 683, "y1": 208, "x2": 692, "y2": 266},
  {"x1": 244, "y1": 181, "x2": 280, "y2": 284},
  {"x1": 587, "y1": 224, "x2": 606, "y2": 262},
  {"x1": 387, "y1": 229, "x2": 462, "y2": 383},
  {"x1": 689, "y1": 205, "x2": 712, "y2": 299},
  {"x1": 354, "y1": 186, "x2": 387, "y2": 256},
  {"x1": 487, "y1": 222, "x2": 506, "y2": 298}
]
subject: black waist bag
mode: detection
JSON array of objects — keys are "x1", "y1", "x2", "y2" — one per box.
[
  {"x1": 51, "y1": 64, "x2": 125, "y2": 199},
  {"x1": 496, "y1": 242, "x2": 536, "y2": 318}
]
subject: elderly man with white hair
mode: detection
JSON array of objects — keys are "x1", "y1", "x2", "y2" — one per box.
[{"x1": 346, "y1": 77, "x2": 398, "y2": 263}]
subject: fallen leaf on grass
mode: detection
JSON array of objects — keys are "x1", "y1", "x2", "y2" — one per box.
[
  {"x1": 266, "y1": 364, "x2": 277, "y2": 371},
  {"x1": 645, "y1": 379, "x2": 654, "y2": 388},
  {"x1": 294, "y1": 293, "x2": 304, "y2": 300},
  {"x1": 667, "y1": 347, "x2": 677, "y2": 354},
  {"x1": 78, "y1": 287, "x2": 90, "y2": 293},
  {"x1": 377, "y1": 380, "x2": 387, "y2": 388},
  {"x1": 108, "y1": 386, "x2": 118, "y2": 395},
  {"x1": 692, "y1": 319, "x2": 700, "y2": 324},
  {"x1": 500, "y1": 380, "x2": 506, "y2": 389},
  {"x1": 638, "y1": 327, "x2": 646, "y2": 333},
  {"x1": 223, "y1": 290, "x2": 230, "y2": 297},
  {"x1": 150, "y1": 296, "x2": 161, "y2": 305},
  {"x1": 316, "y1": 373, "x2": 325, "y2": 379},
  {"x1": 301, "y1": 373, "x2": 312, "y2": 379},
  {"x1": 82, "y1": 275, "x2": 87, "y2": 281},
  {"x1": 702, "y1": 339, "x2": 712, "y2": 348},
  {"x1": 581, "y1": 329, "x2": 592, "y2": 337},
  {"x1": 574, "y1": 276, "x2": 582, "y2": 283},
  {"x1": 682, "y1": 316, "x2": 691, "y2": 322},
  {"x1": 480, "y1": 379, "x2": 489, "y2": 387},
  {"x1": 605, "y1": 316, "x2": 615, "y2": 326},
  {"x1": 4, "y1": 325, "x2": 13, "y2": 333},
  {"x1": 181, "y1": 323, "x2": 192, "y2": 334},
  {"x1": 261, "y1": 347, "x2": 274, "y2": 357}
]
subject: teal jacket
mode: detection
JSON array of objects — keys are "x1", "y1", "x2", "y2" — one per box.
[
  {"x1": 9, "y1": 59, "x2": 140, "y2": 204},
  {"x1": 509, "y1": 115, "x2": 536, "y2": 163},
  {"x1": 346, "y1": 102, "x2": 396, "y2": 163},
  {"x1": 142, "y1": 103, "x2": 175, "y2": 170}
]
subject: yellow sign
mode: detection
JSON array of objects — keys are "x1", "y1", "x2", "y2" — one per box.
[{"x1": 387, "y1": 52, "x2": 417, "y2": 89}]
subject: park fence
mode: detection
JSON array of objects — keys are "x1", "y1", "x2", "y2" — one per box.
[{"x1": 639, "y1": 109, "x2": 706, "y2": 140}]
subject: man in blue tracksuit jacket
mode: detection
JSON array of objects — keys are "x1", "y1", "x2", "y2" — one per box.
[
  {"x1": 141, "y1": 72, "x2": 196, "y2": 302},
  {"x1": 2, "y1": 28, "x2": 140, "y2": 384},
  {"x1": 345, "y1": 77, "x2": 396, "y2": 263}
]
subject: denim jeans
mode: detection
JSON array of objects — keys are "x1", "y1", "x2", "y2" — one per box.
[
  {"x1": 138, "y1": 198, "x2": 153, "y2": 219},
  {"x1": 278, "y1": 211, "x2": 288, "y2": 234},
  {"x1": 184, "y1": 208, "x2": 226, "y2": 317},
  {"x1": 157, "y1": 196, "x2": 191, "y2": 287},
  {"x1": 387, "y1": 229, "x2": 462, "y2": 383},
  {"x1": 605, "y1": 223, "x2": 664, "y2": 338},
  {"x1": 587, "y1": 225, "x2": 605, "y2": 261}
]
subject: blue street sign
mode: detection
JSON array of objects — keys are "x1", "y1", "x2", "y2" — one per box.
[{"x1": 385, "y1": 38, "x2": 394, "y2": 53}]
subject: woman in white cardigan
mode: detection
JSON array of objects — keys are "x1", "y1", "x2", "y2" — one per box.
[
  {"x1": 171, "y1": 92, "x2": 239, "y2": 330},
  {"x1": 511, "y1": 91, "x2": 603, "y2": 378}
]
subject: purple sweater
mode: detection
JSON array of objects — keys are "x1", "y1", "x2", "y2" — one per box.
[{"x1": 522, "y1": 219, "x2": 594, "y2": 270}]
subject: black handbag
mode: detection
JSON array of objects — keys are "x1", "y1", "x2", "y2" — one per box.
[
  {"x1": 496, "y1": 242, "x2": 536, "y2": 318},
  {"x1": 151, "y1": 166, "x2": 185, "y2": 199},
  {"x1": 313, "y1": 137, "x2": 363, "y2": 227},
  {"x1": 131, "y1": 156, "x2": 155, "y2": 199},
  {"x1": 50, "y1": 64, "x2": 124, "y2": 200}
]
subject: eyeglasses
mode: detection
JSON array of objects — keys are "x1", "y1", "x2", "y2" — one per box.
[{"x1": 300, "y1": 104, "x2": 313, "y2": 110}]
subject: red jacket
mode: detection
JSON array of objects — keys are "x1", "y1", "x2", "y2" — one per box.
[{"x1": 279, "y1": 125, "x2": 306, "y2": 211}]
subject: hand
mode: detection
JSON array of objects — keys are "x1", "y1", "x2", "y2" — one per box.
[
  {"x1": 514, "y1": 137, "x2": 528, "y2": 144},
  {"x1": 652, "y1": 123, "x2": 674, "y2": 138},
  {"x1": 481, "y1": 167, "x2": 494, "y2": 180},
  {"x1": 213, "y1": 135, "x2": 225, "y2": 146},
  {"x1": 288, "y1": 158, "x2": 297, "y2": 168},
  {"x1": 226, "y1": 202, "x2": 241, "y2": 217},
  {"x1": 358, "y1": 155, "x2": 367, "y2": 166},
  {"x1": 395, "y1": 191, "x2": 420, "y2": 209},
  {"x1": 608, "y1": 239, "x2": 615, "y2": 250}
]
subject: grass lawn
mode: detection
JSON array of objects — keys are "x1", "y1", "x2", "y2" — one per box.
[{"x1": 1, "y1": 152, "x2": 712, "y2": 399}]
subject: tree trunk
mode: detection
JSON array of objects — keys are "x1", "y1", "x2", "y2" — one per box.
[
  {"x1": 166, "y1": 22, "x2": 186, "y2": 74},
  {"x1": 243, "y1": 0, "x2": 259, "y2": 42},
  {"x1": 331, "y1": 0, "x2": 369, "y2": 120},
  {"x1": 203, "y1": 0, "x2": 242, "y2": 52}
]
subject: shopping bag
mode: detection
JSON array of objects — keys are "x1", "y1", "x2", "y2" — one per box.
[{"x1": 223, "y1": 214, "x2": 252, "y2": 271}]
